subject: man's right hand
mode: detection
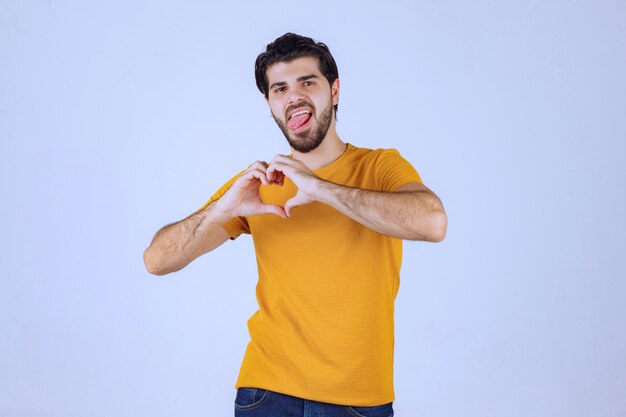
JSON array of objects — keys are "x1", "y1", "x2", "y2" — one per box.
[
  {"x1": 213, "y1": 161, "x2": 287, "y2": 220},
  {"x1": 144, "y1": 161, "x2": 287, "y2": 275}
]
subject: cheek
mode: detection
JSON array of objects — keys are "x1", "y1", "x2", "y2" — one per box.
[{"x1": 270, "y1": 101, "x2": 285, "y2": 118}]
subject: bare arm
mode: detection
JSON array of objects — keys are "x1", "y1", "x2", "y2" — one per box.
[
  {"x1": 267, "y1": 155, "x2": 447, "y2": 242},
  {"x1": 143, "y1": 202, "x2": 231, "y2": 276},
  {"x1": 317, "y1": 181, "x2": 447, "y2": 241},
  {"x1": 143, "y1": 161, "x2": 287, "y2": 276}
]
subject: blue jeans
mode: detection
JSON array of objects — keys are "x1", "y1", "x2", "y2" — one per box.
[{"x1": 234, "y1": 387, "x2": 394, "y2": 417}]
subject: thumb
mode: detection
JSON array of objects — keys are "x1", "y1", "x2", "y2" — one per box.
[
  {"x1": 284, "y1": 191, "x2": 312, "y2": 217},
  {"x1": 257, "y1": 203, "x2": 287, "y2": 219}
]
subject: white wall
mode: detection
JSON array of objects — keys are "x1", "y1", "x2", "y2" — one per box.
[{"x1": 1, "y1": 0, "x2": 625, "y2": 416}]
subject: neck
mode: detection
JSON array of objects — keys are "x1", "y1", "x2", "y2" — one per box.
[{"x1": 290, "y1": 128, "x2": 346, "y2": 170}]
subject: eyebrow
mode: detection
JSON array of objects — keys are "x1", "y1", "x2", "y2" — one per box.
[{"x1": 269, "y1": 74, "x2": 319, "y2": 91}]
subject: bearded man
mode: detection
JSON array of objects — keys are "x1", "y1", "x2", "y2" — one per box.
[{"x1": 144, "y1": 32, "x2": 447, "y2": 417}]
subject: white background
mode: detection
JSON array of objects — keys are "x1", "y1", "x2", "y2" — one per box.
[{"x1": 1, "y1": 1, "x2": 625, "y2": 416}]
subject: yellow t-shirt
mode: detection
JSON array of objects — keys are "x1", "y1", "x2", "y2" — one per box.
[{"x1": 200, "y1": 143, "x2": 422, "y2": 406}]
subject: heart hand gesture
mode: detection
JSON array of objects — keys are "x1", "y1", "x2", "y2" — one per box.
[
  {"x1": 214, "y1": 161, "x2": 287, "y2": 219},
  {"x1": 267, "y1": 155, "x2": 321, "y2": 217}
]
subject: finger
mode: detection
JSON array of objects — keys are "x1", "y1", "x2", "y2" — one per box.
[
  {"x1": 246, "y1": 168, "x2": 269, "y2": 185},
  {"x1": 246, "y1": 161, "x2": 267, "y2": 177},
  {"x1": 267, "y1": 163, "x2": 286, "y2": 183},
  {"x1": 271, "y1": 153, "x2": 290, "y2": 161},
  {"x1": 284, "y1": 192, "x2": 311, "y2": 217},
  {"x1": 246, "y1": 162, "x2": 269, "y2": 180},
  {"x1": 266, "y1": 164, "x2": 276, "y2": 182},
  {"x1": 247, "y1": 160, "x2": 269, "y2": 171},
  {"x1": 270, "y1": 154, "x2": 294, "y2": 166},
  {"x1": 268, "y1": 155, "x2": 292, "y2": 172},
  {"x1": 257, "y1": 203, "x2": 288, "y2": 219},
  {"x1": 268, "y1": 161, "x2": 290, "y2": 176}
]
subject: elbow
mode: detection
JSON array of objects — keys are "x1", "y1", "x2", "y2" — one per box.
[
  {"x1": 146, "y1": 266, "x2": 168, "y2": 276},
  {"x1": 428, "y1": 210, "x2": 448, "y2": 242},
  {"x1": 409, "y1": 210, "x2": 447, "y2": 242},
  {"x1": 143, "y1": 247, "x2": 170, "y2": 276}
]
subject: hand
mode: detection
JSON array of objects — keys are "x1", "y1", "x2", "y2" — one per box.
[
  {"x1": 214, "y1": 161, "x2": 287, "y2": 219},
  {"x1": 267, "y1": 155, "x2": 322, "y2": 217}
]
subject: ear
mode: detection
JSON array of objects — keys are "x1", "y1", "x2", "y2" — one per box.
[{"x1": 331, "y1": 78, "x2": 340, "y2": 106}]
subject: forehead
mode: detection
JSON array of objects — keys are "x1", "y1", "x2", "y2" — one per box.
[{"x1": 266, "y1": 56, "x2": 324, "y2": 84}]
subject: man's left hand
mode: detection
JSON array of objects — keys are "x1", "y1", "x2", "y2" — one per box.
[{"x1": 267, "y1": 154, "x2": 323, "y2": 217}]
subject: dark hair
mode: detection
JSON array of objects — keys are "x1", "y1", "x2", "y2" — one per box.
[{"x1": 255, "y1": 33, "x2": 339, "y2": 115}]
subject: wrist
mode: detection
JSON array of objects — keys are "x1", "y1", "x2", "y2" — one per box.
[
  {"x1": 312, "y1": 178, "x2": 335, "y2": 204},
  {"x1": 207, "y1": 199, "x2": 234, "y2": 224}
]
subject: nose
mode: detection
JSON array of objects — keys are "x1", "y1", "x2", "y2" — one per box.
[{"x1": 287, "y1": 88, "x2": 306, "y2": 106}]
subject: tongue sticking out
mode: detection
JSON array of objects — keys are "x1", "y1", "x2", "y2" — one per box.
[{"x1": 287, "y1": 113, "x2": 312, "y2": 130}]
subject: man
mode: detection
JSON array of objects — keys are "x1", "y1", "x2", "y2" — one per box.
[{"x1": 144, "y1": 33, "x2": 447, "y2": 417}]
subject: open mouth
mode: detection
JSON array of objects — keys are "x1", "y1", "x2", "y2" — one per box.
[{"x1": 287, "y1": 108, "x2": 313, "y2": 132}]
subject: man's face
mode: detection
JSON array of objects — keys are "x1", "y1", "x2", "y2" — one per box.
[{"x1": 265, "y1": 56, "x2": 339, "y2": 153}]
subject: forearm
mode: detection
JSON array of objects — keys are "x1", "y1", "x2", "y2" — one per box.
[
  {"x1": 143, "y1": 201, "x2": 231, "y2": 275},
  {"x1": 316, "y1": 181, "x2": 447, "y2": 241}
]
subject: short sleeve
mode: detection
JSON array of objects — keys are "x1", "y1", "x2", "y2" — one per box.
[
  {"x1": 374, "y1": 149, "x2": 423, "y2": 192},
  {"x1": 198, "y1": 170, "x2": 250, "y2": 240}
]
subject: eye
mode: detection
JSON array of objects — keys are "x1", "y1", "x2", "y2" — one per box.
[
  {"x1": 303, "y1": 81, "x2": 315, "y2": 86},
  {"x1": 273, "y1": 86, "x2": 285, "y2": 94}
]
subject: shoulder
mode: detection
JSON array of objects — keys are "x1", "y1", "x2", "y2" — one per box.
[
  {"x1": 346, "y1": 143, "x2": 398, "y2": 157},
  {"x1": 347, "y1": 144, "x2": 406, "y2": 165}
]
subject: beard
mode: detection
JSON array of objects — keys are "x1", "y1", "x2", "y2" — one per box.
[{"x1": 272, "y1": 99, "x2": 334, "y2": 153}]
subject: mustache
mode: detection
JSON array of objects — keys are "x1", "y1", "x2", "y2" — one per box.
[{"x1": 285, "y1": 103, "x2": 314, "y2": 119}]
